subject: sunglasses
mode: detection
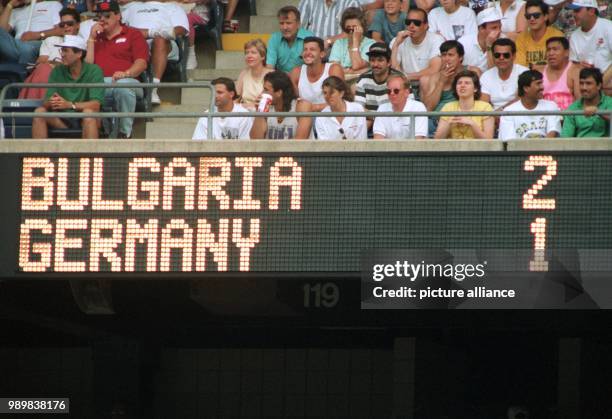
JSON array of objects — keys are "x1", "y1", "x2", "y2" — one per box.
[
  {"x1": 405, "y1": 18, "x2": 423, "y2": 27},
  {"x1": 96, "y1": 12, "x2": 113, "y2": 19},
  {"x1": 387, "y1": 88, "x2": 402, "y2": 95},
  {"x1": 493, "y1": 52, "x2": 512, "y2": 59},
  {"x1": 59, "y1": 21, "x2": 77, "y2": 28},
  {"x1": 338, "y1": 128, "x2": 347, "y2": 140},
  {"x1": 525, "y1": 12, "x2": 543, "y2": 20}
]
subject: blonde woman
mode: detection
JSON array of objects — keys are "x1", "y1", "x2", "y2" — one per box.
[{"x1": 236, "y1": 39, "x2": 273, "y2": 110}]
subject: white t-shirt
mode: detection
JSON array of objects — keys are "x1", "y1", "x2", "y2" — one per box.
[
  {"x1": 458, "y1": 34, "x2": 488, "y2": 72},
  {"x1": 480, "y1": 63, "x2": 529, "y2": 109},
  {"x1": 495, "y1": 0, "x2": 524, "y2": 35},
  {"x1": 373, "y1": 100, "x2": 428, "y2": 138},
  {"x1": 266, "y1": 101, "x2": 300, "y2": 139},
  {"x1": 569, "y1": 17, "x2": 612, "y2": 73},
  {"x1": 78, "y1": 19, "x2": 96, "y2": 40},
  {"x1": 192, "y1": 104, "x2": 253, "y2": 140},
  {"x1": 427, "y1": 6, "x2": 478, "y2": 41},
  {"x1": 392, "y1": 32, "x2": 444, "y2": 74},
  {"x1": 315, "y1": 101, "x2": 367, "y2": 140},
  {"x1": 9, "y1": 1, "x2": 62, "y2": 40},
  {"x1": 122, "y1": 1, "x2": 189, "y2": 34},
  {"x1": 498, "y1": 99, "x2": 562, "y2": 140},
  {"x1": 39, "y1": 35, "x2": 63, "y2": 62}
]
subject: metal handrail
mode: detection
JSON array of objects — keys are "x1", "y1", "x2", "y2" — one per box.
[{"x1": 2, "y1": 82, "x2": 611, "y2": 138}]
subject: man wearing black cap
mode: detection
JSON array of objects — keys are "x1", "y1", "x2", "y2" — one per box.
[
  {"x1": 354, "y1": 42, "x2": 403, "y2": 130},
  {"x1": 85, "y1": 0, "x2": 148, "y2": 138}
]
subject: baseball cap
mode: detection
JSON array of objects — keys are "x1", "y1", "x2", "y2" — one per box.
[
  {"x1": 95, "y1": 0, "x2": 120, "y2": 13},
  {"x1": 367, "y1": 42, "x2": 391, "y2": 58},
  {"x1": 565, "y1": 0, "x2": 597, "y2": 9},
  {"x1": 477, "y1": 7, "x2": 502, "y2": 26},
  {"x1": 54, "y1": 35, "x2": 88, "y2": 51}
]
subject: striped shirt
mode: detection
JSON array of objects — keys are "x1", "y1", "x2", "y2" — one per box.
[
  {"x1": 298, "y1": 0, "x2": 361, "y2": 40},
  {"x1": 354, "y1": 68, "x2": 404, "y2": 111}
]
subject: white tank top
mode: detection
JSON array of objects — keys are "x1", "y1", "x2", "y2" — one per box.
[
  {"x1": 298, "y1": 63, "x2": 332, "y2": 105},
  {"x1": 266, "y1": 100, "x2": 299, "y2": 139}
]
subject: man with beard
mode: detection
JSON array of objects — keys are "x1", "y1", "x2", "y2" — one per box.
[
  {"x1": 85, "y1": 0, "x2": 148, "y2": 139},
  {"x1": 289, "y1": 36, "x2": 344, "y2": 112},
  {"x1": 561, "y1": 67, "x2": 611, "y2": 137},
  {"x1": 32, "y1": 35, "x2": 104, "y2": 139},
  {"x1": 354, "y1": 42, "x2": 403, "y2": 130},
  {"x1": 498, "y1": 69, "x2": 562, "y2": 140},
  {"x1": 266, "y1": 6, "x2": 313, "y2": 73}
]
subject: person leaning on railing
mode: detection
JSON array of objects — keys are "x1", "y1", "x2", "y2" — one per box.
[
  {"x1": 561, "y1": 67, "x2": 612, "y2": 138},
  {"x1": 434, "y1": 69, "x2": 494, "y2": 139},
  {"x1": 315, "y1": 76, "x2": 367, "y2": 140},
  {"x1": 32, "y1": 35, "x2": 104, "y2": 139}
]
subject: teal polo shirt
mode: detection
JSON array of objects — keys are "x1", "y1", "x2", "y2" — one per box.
[
  {"x1": 561, "y1": 94, "x2": 612, "y2": 138},
  {"x1": 266, "y1": 28, "x2": 314, "y2": 73}
]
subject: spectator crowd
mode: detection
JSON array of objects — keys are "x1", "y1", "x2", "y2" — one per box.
[{"x1": 0, "y1": 0, "x2": 609, "y2": 140}]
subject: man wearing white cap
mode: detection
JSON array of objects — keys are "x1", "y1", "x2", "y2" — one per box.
[
  {"x1": 32, "y1": 35, "x2": 104, "y2": 139},
  {"x1": 567, "y1": 0, "x2": 611, "y2": 94},
  {"x1": 459, "y1": 7, "x2": 503, "y2": 72}
]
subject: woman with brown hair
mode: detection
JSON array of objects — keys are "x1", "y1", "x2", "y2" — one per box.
[
  {"x1": 328, "y1": 7, "x2": 375, "y2": 75},
  {"x1": 315, "y1": 76, "x2": 367, "y2": 140},
  {"x1": 235, "y1": 38, "x2": 272, "y2": 110},
  {"x1": 434, "y1": 70, "x2": 495, "y2": 139}
]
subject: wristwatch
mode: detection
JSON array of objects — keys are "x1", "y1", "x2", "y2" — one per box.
[
  {"x1": 71, "y1": 102, "x2": 76, "y2": 110},
  {"x1": 40, "y1": 32, "x2": 46, "y2": 39},
  {"x1": 351, "y1": 47, "x2": 359, "y2": 52}
]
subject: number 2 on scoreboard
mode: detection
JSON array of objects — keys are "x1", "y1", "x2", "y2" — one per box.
[{"x1": 523, "y1": 156, "x2": 557, "y2": 272}]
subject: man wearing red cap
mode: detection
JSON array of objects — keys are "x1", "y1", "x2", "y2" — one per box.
[{"x1": 85, "y1": 0, "x2": 148, "y2": 138}]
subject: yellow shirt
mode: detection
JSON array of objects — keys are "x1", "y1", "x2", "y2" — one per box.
[
  {"x1": 516, "y1": 26, "x2": 564, "y2": 68},
  {"x1": 440, "y1": 101, "x2": 493, "y2": 139}
]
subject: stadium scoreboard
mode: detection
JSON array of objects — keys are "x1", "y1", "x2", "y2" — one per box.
[{"x1": 1, "y1": 148, "x2": 611, "y2": 278}]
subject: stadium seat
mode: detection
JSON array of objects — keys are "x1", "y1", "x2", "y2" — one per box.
[
  {"x1": 194, "y1": 0, "x2": 223, "y2": 50},
  {"x1": 0, "y1": 63, "x2": 27, "y2": 100},
  {"x1": 167, "y1": 35, "x2": 190, "y2": 83},
  {"x1": 0, "y1": 99, "x2": 42, "y2": 139}
]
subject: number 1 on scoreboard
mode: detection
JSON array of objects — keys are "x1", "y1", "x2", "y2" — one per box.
[{"x1": 523, "y1": 156, "x2": 557, "y2": 272}]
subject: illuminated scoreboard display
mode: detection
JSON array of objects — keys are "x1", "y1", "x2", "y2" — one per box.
[{"x1": 1, "y1": 149, "x2": 611, "y2": 278}]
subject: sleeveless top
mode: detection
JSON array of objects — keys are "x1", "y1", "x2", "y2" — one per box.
[
  {"x1": 266, "y1": 100, "x2": 299, "y2": 139},
  {"x1": 240, "y1": 69, "x2": 266, "y2": 107},
  {"x1": 298, "y1": 62, "x2": 332, "y2": 105},
  {"x1": 543, "y1": 63, "x2": 573, "y2": 110}
]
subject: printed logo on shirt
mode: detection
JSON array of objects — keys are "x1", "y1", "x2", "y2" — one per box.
[
  {"x1": 526, "y1": 50, "x2": 546, "y2": 65},
  {"x1": 452, "y1": 25, "x2": 465, "y2": 40},
  {"x1": 136, "y1": 8, "x2": 161, "y2": 13},
  {"x1": 221, "y1": 128, "x2": 240, "y2": 139},
  {"x1": 115, "y1": 37, "x2": 127, "y2": 44},
  {"x1": 267, "y1": 126, "x2": 294, "y2": 140},
  {"x1": 516, "y1": 118, "x2": 548, "y2": 138}
]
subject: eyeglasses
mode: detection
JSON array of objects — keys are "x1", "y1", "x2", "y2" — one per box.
[
  {"x1": 524, "y1": 12, "x2": 543, "y2": 20},
  {"x1": 96, "y1": 12, "x2": 113, "y2": 20},
  {"x1": 387, "y1": 88, "x2": 402, "y2": 95},
  {"x1": 59, "y1": 21, "x2": 77, "y2": 28},
  {"x1": 338, "y1": 128, "x2": 347, "y2": 140},
  {"x1": 405, "y1": 18, "x2": 423, "y2": 27},
  {"x1": 493, "y1": 52, "x2": 512, "y2": 59}
]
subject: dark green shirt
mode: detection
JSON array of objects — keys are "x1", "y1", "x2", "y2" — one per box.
[
  {"x1": 44, "y1": 62, "x2": 105, "y2": 107},
  {"x1": 561, "y1": 94, "x2": 612, "y2": 138}
]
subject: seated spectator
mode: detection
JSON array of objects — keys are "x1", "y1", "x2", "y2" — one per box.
[
  {"x1": 236, "y1": 39, "x2": 272, "y2": 110},
  {"x1": 315, "y1": 75, "x2": 367, "y2": 139},
  {"x1": 121, "y1": 0, "x2": 189, "y2": 104},
  {"x1": 498, "y1": 69, "x2": 561, "y2": 140},
  {"x1": 220, "y1": 0, "x2": 239, "y2": 33},
  {"x1": 390, "y1": 8, "x2": 443, "y2": 82},
  {"x1": 32, "y1": 35, "x2": 103, "y2": 139},
  {"x1": 354, "y1": 42, "x2": 404, "y2": 130},
  {"x1": 542, "y1": 36, "x2": 579, "y2": 109},
  {"x1": 298, "y1": 0, "x2": 361, "y2": 47},
  {"x1": 480, "y1": 38, "x2": 529, "y2": 109},
  {"x1": 250, "y1": 71, "x2": 313, "y2": 139},
  {"x1": 357, "y1": 0, "x2": 384, "y2": 25},
  {"x1": 289, "y1": 36, "x2": 344, "y2": 111},
  {"x1": 567, "y1": 0, "x2": 611, "y2": 95},
  {"x1": 434, "y1": 70, "x2": 494, "y2": 139},
  {"x1": 369, "y1": 0, "x2": 406, "y2": 44},
  {"x1": 86, "y1": 0, "x2": 148, "y2": 139},
  {"x1": 266, "y1": 6, "x2": 313, "y2": 73},
  {"x1": 459, "y1": 7, "x2": 503, "y2": 73},
  {"x1": 329, "y1": 7, "x2": 375, "y2": 76},
  {"x1": 192, "y1": 77, "x2": 252, "y2": 140},
  {"x1": 561, "y1": 67, "x2": 611, "y2": 137},
  {"x1": 185, "y1": 0, "x2": 210, "y2": 70},
  {"x1": 495, "y1": 0, "x2": 527, "y2": 40},
  {"x1": 373, "y1": 74, "x2": 428, "y2": 139},
  {"x1": 18, "y1": 7, "x2": 81, "y2": 100},
  {"x1": 0, "y1": 0, "x2": 63, "y2": 64},
  {"x1": 515, "y1": 0, "x2": 563, "y2": 70},
  {"x1": 427, "y1": 0, "x2": 477, "y2": 41}
]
